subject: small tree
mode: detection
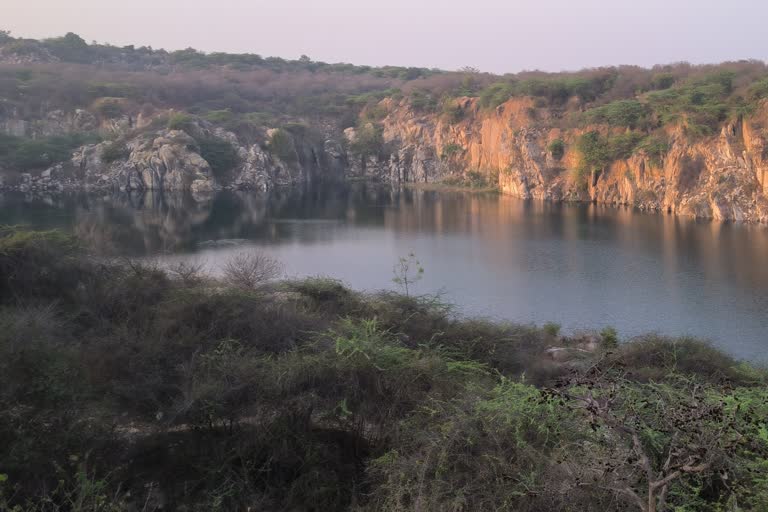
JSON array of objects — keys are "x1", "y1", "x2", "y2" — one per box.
[
  {"x1": 547, "y1": 138, "x2": 565, "y2": 161},
  {"x1": 268, "y1": 129, "x2": 297, "y2": 162},
  {"x1": 197, "y1": 137, "x2": 239, "y2": 179},
  {"x1": 222, "y1": 251, "x2": 283, "y2": 290},
  {"x1": 392, "y1": 253, "x2": 424, "y2": 297}
]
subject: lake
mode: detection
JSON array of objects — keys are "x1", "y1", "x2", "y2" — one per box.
[{"x1": 3, "y1": 183, "x2": 768, "y2": 360}]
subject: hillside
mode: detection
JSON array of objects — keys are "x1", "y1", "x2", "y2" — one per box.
[{"x1": 2, "y1": 31, "x2": 768, "y2": 220}]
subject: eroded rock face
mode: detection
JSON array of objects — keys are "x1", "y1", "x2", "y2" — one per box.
[
  {"x1": 70, "y1": 130, "x2": 213, "y2": 198},
  {"x1": 3, "y1": 118, "x2": 343, "y2": 196},
  {"x1": 352, "y1": 96, "x2": 768, "y2": 223},
  {"x1": 6, "y1": 97, "x2": 768, "y2": 222}
]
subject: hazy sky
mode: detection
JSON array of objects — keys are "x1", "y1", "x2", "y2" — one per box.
[{"x1": 3, "y1": 0, "x2": 766, "y2": 73}]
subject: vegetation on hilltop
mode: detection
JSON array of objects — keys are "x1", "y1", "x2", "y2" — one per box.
[
  {"x1": 2, "y1": 32, "x2": 768, "y2": 191},
  {"x1": 1, "y1": 227, "x2": 767, "y2": 511}
]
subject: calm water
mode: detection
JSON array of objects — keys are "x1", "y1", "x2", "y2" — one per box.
[{"x1": 2, "y1": 184, "x2": 768, "y2": 359}]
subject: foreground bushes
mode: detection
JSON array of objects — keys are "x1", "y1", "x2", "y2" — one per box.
[{"x1": 1, "y1": 228, "x2": 767, "y2": 511}]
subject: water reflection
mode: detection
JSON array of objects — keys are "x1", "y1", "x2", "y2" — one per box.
[{"x1": 2, "y1": 184, "x2": 767, "y2": 358}]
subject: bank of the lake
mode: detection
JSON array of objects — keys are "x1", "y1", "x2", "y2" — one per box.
[
  {"x1": 2, "y1": 183, "x2": 768, "y2": 359},
  {"x1": 1, "y1": 226, "x2": 768, "y2": 511}
]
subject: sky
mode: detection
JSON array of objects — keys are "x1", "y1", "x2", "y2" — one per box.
[{"x1": 3, "y1": 0, "x2": 767, "y2": 74}]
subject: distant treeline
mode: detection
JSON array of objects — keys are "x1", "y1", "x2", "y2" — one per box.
[{"x1": 2, "y1": 31, "x2": 768, "y2": 179}]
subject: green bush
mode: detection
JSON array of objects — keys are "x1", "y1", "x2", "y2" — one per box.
[
  {"x1": 547, "y1": 138, "x2": 565, "y2": 160},
  {"x1": 0, "y1": 133, "x2": 100, "y2": 171},
  {"x1": 576, "y1": 131, "x2": 611, "y2": 173},
  {"x1": 478, "y1": 81, "x2": 516, "y2": 109},
  {"x1": 441, "y1": 99, "x2": 465, "y2": 123},
  {"x1": 609, "y1": 131, "x2": 645, "y2": 160},
  {"x1": 647, "y1": 72, "x2": 736, "y2": 135},
  {"x1": 440, "y1": 143, "x2": 463, "y2": 159},
  {"x1": 650, "y1": 73, "x2": 675, "y2": 90},
  {"x1": 576, "y1": 130, "x2": 645, "y2": 175},
  {"x1": 167, "y1": 112, "x2": 198, "y2": 132},
  {"x1": 583, "y1": 99, "x2": 650, "y2": 129},
  {"x1": 408, "y1": 89, "x2": 439, "y2": 112},
  {"x1": 101, "y1": 141, "x2": 130, "y2": 163},
  {"x1": 600, "y1": 326, "x2": 619, "y2": 348},
  {"x1": 543, "y1": 321, "x2": 561, "y2": 337},
  {"x1": 637, "y1": 135, "x2": 670, "y2": 167},
  {"x1": 43, "y1": 32, "x2": 92, "y2": 63},
  {"x1": 196, "y1": 136, "x2": 239, "y2": 178},
  {"x1": 268, "y1": 128, "x2": 297, "y2": 162},
  {"x1": 748, "y1": 77, "x2": 768, "y2": 101},
  {"x1": 203, "y1": 109, "x2": 235, "y2": 124},
  {"x1": 349, "y1": 123, "x2": 385, "y2": 157},
  {"x1": 94, "y1": 98, "x2": 124, "y2": 119}
]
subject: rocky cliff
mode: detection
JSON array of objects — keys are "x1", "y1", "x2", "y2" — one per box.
[
  {"x1": 345, "y1": 97, "x2": 768, "y2": 222},
  {"x1": 0, "y1": 111, "x2": 347, "y2": 197},
  {"x1": 4, "y1": 95, "x2": 768, "y2": 222}
]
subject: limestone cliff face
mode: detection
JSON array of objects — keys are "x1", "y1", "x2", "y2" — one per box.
[
  {"x1": 6, "y1": 95, "x2": 768, "y2": 222},
  {"x1": 2, "y1": 115, "x2": 343, "y2": 196},
  {"x1": 349, "y1": 97, "x2": 768, "y2": 222},
  {"x1": 72, "y1": 130, "x2": 215, "y2": 198}
]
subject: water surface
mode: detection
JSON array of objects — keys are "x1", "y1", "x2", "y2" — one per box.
[{"x1": 2, "y1": 184, "x2": 767, "y2": 359}]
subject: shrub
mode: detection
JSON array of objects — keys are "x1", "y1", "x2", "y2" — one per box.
[
  {"x1": 408, "y1": 89, "x2": 439, "y2": 112},
  {"x1": 440, "y1": 99, "x2": 464, "y2": 123},
  {"x1": 165, "y1": 259, "x2": 208, "y2": 286},
  {"x1": 647, "y1": 72, "x2": 737, "y2": 135},
  {"x1": 166, "y1": 112, "x2": 197, "y2": 132},
  {"x1": 748, "y1": 76, "x2": 768, "y2": 101},
  {"x1": 609, "y1": 131, "x2": 645, "y2": 160},
  {"x1": 576, "y1": 131, "x2": 645, "y2": 176},
  {"x1": 478, "y1": 81, "x2": 516, "y2": 109},
  {"x1": 583, "y1": 99, "x2": 650, "y2": 129},
  {"x1": 196, "y1": 136, "x2": 239, "y2": 178},
  {"x1": 203, "y1": 109, "x2": 235, "y2": 124},
  {"x1": 576, "y1": 131, "x2": 611, "y2": 173},
  {"x1": 284, "y1": 277, "x2": 365, "y2": 316},
  {"x1": 268, "y1": 128, "x2": 297, "y2": 162},
  {"x1": 543, "y1": 321, "x2": 561, "y2": 337},
  {"x1": 0, "y1": 134, "x2": 99, "y2": 171},
  {"x1": 637, "y1": 135, "x2": 670, "y2": 167},
  {"x1": 221, "y1": 251, "x2": 283, "y2": 289},
  {"x1": 100, "y1": 141, "x2": 129, "y2": 163},
  {"x1": 600, "y1": 326, "x2": 618, "y2": 348},
  {"x1": 0, "y1": 228, "x2": 83, "y2": 304},
  {"x1": 547, "y1": 138, "x2": 565, "y2": 160},
  {"x1": 604, "y1": 335, "x2": 764, "y2": 386},
  {"x1": 440, "y1": 143, "x2": 463, "y2": 159},
  {"x1": 93, "y1": 98, "x2": 124, "y2": 119},
  {"x1": 43, "y1": 32, "x2": 91, "y2": 63},
  {"x1": 349, "y1": 123, "x2": 385, "y2": 157},
  {"x1": 650, "y1": 72, "x2": 675, "y2": 90}
]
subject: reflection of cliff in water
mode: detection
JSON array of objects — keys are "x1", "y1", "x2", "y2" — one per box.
[
  {"x1": 0, "y1": 184, "x2": 405, "y2": 255},
  {"x1": 3, "y1": 184, "x2": 768, "y2": 294}
]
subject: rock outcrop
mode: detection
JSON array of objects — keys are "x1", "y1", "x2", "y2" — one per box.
[
  {"x1": 344, "y1": 97, "x2": 768, "y2": 223},
  {"x1": 2, "y1": 118, "x2": 344, "y2": 196},
  {"x1": 5, "y1": 94, "x2": 768, "y2": 223}
]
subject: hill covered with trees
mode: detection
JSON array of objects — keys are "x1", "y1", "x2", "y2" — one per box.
[{"x1": 1, "y1": 31, "x2": 768, "y2": 221}]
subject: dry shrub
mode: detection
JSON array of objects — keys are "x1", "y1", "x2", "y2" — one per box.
[
  {"x1": 165, "y1": 259, "x2": 208, "y2": 286},
  {"x1": 221, "y1": 251, "x2": 283, "y2": 289}
]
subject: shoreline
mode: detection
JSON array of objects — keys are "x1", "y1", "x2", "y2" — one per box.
[{"x1": 3, "y1": 177, "x2": 762, "y2": 226}]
